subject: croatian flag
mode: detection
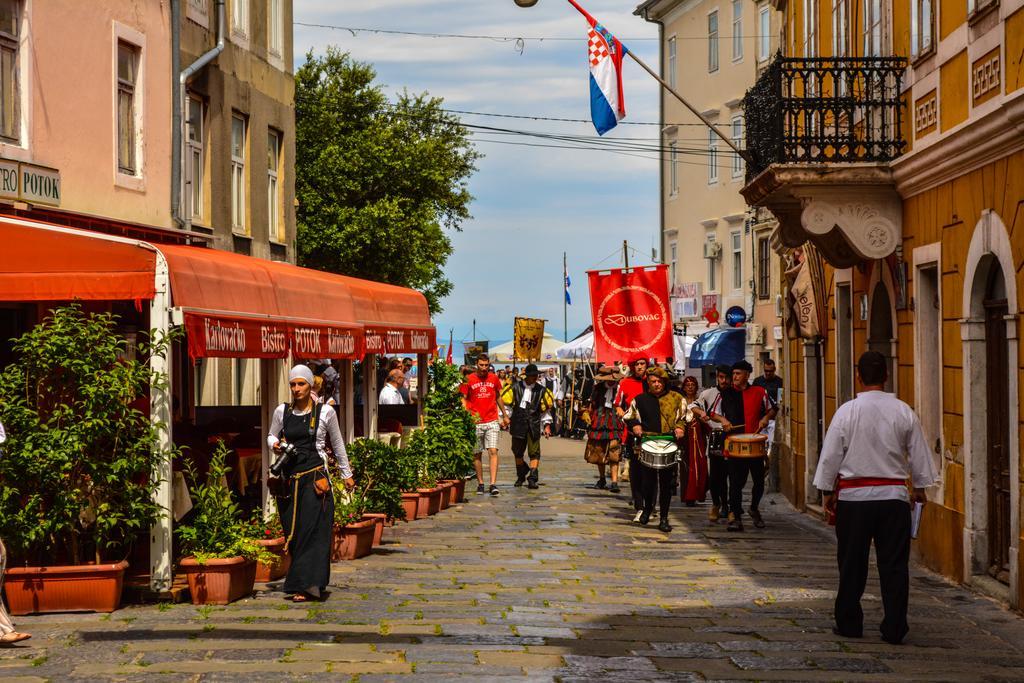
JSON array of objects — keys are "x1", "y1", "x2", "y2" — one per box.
[{"x1": 569, "y1": 1, "x2": 628, "y2": 135}]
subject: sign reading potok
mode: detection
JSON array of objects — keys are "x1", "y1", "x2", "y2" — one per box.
[{"x1": 588, "y1": 264, "x2": 673, "y2": 363}]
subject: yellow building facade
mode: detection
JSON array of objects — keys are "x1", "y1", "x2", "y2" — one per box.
[{"x1": 742, "y1": 0, "x2": 1024, "y2": 608}]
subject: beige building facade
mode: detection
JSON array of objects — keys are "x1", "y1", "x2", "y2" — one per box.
[{"x1": 637, "y1": 0, "x2": 784, "y2": 376}]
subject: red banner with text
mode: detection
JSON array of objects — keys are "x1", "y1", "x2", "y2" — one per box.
[{"x1": 587, "y1": 265, "x2": 673, "y2": 363}]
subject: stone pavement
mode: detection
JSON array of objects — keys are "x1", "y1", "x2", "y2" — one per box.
[{"x1": 5, "y1": 434, "x2": 1024, "y2": 682}]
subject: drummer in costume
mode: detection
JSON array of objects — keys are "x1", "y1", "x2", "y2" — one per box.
[
  {"x1": 622, "y1": 367, "x2": 686, "y2": 532},
  {"x1": 614, "y1": 356, "x2": 648, "y2": 521},
  {"x1": 711, "y1": 360, "x2": 776, "y2": 532},
  {"x1": 584, "y1": 366, "x2": 624, "y2": 493},
  {"x1": 267, "y1": 365, "x2": 354, "y2": 602},
  {"x1": 679, "y1": 376, "x2": 708, "y2": 506},
  {"x1": 814, "y1": 351, "x2": 937, "y2": 644},
  {"x1": 698, "y1": 365, "x2": 732, "y2": 522},
  {"x1": 501, "y1": 364, "x2": 555, "y2": 489}
]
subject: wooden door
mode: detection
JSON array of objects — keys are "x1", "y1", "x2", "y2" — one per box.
[{"x1": 984, "y1": 279, "x2": 1011, "y2": 584}]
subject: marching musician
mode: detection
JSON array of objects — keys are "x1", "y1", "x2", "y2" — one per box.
[
  {"x1": 679, "y1": 376, "x2": 708, "y2": 507},
  {"x1": 622, "y1": 367, "x2": 686, "y2": 532},
  {"x1": 711, "y1": 360, "x2": 776, "y2": 532},
  {"x1": 501, "y1": 363, "x2": 556, "y2": 490},
  {"x1": 814, "y1": 351, "x2": 937, "y2": 645},
  {"x1": 698, "y1": 365, "x2": 732, "y2": 523},
  {"x1": 615, "y1": 356, "x2": 649, "y2": 520}
]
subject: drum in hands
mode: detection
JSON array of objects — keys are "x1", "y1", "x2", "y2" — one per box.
[
  {"x1": 638, "y1": 437, "x2": 680, "y2": 469},
  {"x1": 725, "y1": 433, "x2": 768, "y2": 458}
]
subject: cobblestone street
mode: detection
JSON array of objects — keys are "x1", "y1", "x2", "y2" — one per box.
[{"x1": 5, "y1": 434, "x2": 1024, "y2": 682}]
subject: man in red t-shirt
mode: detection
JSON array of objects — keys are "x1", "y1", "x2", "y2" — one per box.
[
  {"x1": 615, "y1": 356, "x2": 648, "y2": 520},
  {"x1": 459, "y1": 354, "x2": 509, "y2": 496},
  {"x1": 711, "y1": 360, "x2": 777, "y2": 531}
]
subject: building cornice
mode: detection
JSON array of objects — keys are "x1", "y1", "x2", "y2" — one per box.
[{"x1": 893, "y1": 90, "x2": 1024, "y2": 198}]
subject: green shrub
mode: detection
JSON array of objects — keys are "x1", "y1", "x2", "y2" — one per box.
[
  {"x1": 411, "y1": 360, "x2": 476, "y2": 482},
  {"x1": 0, "y1": 305, "x2": 175, "y2": 565},
  {"x1": 346, "y1": 439, "x2": 415, "y2": 522}
]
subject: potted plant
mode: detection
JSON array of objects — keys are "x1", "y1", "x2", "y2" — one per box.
[
  {"x1": 0, "y1": 305, "x2": 175, "y2": 615},
  {"x1": 408, "y1": 360, "x2": 477, "y2": 506},
  {"x1": 330, "y1": 488, "x2": 375, "y2": 561},
  {"x1": 347, "y1": 438, "x2": 420, "y2": 523},
  {"x1": 251, "y1": 511, "x2": 290, "y2": 583},
  {"x1": 176, "y1": 443, "x2": 271, "y2": 605}
]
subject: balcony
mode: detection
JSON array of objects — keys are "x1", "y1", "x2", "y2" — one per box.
[{"x1": 740, "y1": 56, "x2": 908, "y2": 267}]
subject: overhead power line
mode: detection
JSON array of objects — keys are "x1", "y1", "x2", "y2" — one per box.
[{"x1": 438, "y1": 108, "x2": 711, "y2": 128}]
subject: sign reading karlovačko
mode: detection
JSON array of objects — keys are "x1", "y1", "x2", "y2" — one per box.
[
  {"x1": 587, "y1": 265, "x2": 673, "y2": 363},
  {"x1": 513, "y1": 317, "x2": 546, "y2": 362}
]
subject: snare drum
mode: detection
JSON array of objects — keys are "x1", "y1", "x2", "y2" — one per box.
[
  {"x1": 638, "y1": 437, "x2": 680, "y2": 469},
  {"x1": 725, "y1": 433, "x2": 769, "y2": 458}
]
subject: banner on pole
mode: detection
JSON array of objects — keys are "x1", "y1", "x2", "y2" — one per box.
[
  {"x1": 587, "y1": 265, "x2": 673, "y2": 363},
  {"x1": 513, "y1": 317, "x2": 546, "y2": 362}
]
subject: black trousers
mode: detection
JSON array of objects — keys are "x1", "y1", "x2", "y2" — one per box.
[
  {"x1": 625, "y1": 437, "x2": 643, "y2": 511},
  {"x1": 727, "y1": 457, "x2": 766, "y2": 520},
  {"x1": 638, "y1": 462, "x2": 676, "y2": 520},
  {"x1": 708, "y1": 455, "x2": 730, "y2": 514},
  {"x1": 835, "y1": 499, "x2": 911, "y2": 641},
  {"x1": 511, "y1": 434, "x2": 541, "y2": 484}
]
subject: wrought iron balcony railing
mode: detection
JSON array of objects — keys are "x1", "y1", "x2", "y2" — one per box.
[{"x1": 743, "y1": 56, "x2": 908, "y2": 180}]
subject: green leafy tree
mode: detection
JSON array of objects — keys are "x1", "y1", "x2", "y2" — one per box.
[
  {"x1": 0, "y1": 305, "x2": 175, "y2": 566},
  {"x1": 295, "y1": 48, "x2": 480, "y2": 313}
]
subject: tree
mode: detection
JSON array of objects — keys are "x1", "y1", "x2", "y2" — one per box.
[{"x1": 295, "y1": 48, "x2": 480, "y2": 313}]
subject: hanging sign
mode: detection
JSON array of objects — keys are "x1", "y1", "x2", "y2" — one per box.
[
  {"x1": 587, "y1": 264, "x2": 673, "y2": 363},
  {"x1": 725, "y1": 306, "x2": 747, "y2": 327}
]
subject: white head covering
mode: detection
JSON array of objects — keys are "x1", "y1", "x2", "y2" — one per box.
[{"x1": 288, "y1": 364, "x2": 314, "y2": 386}]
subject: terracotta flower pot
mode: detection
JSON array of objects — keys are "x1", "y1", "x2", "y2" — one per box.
[
  {"x1": 254, "y1": 536, "x2": 290, "y2": 583},
  {"x1": 362, "y1": 513, "x2": 387, "y2": 546},
  {"x1": 4, "y1": 560, "x2": 128, "y2": 616},
  {"x1": 417, "y1": 487, "x2": 443, "y2": 516},
  {"x1": 331, "y1": 519, "x2": 375, "y2": 561},
  {"x1": 438, "y1": 481, "x2": 453, "y2": 510},
  {"x1": 451, "y1": 479, "x2": 466, "y2": 504},
  {"x1": 400, "y1": 491, "x2": 420, "y2": 521},
  {"x1": 180, "y1": 556, "x2": 256, "y2": 606}
]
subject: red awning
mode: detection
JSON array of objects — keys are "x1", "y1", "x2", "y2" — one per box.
[
  {"x1": 0, "y1": 218, "x2": 435, "y2": 359},
  {"x1": 0, "y1": 217, "x2": 157, "y2": 301}
]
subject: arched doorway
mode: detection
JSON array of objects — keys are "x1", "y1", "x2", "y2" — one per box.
[
  {"x1": 868, "y1": 280, "x2": 895, "y2": 392},
  {"x1": 982, "y1": 260, "x2": 1011, "y2": 584}
]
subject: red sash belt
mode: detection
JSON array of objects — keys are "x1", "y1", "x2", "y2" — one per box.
[{"x1": 836, "y1": 477, "x2": 907, "y2": 490}]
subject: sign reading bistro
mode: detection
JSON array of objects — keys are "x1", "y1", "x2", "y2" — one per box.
[{"x1": 0, "y1": 159, "x2": 61, "y2": 206}]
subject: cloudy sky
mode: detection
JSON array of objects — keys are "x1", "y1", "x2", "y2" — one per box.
[{"x1": 294, "y1": 0, "x2": 664, "y2": 346}]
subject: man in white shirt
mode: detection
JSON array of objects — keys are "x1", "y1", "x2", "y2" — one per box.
[
  {"x1": 697, "y1": 365, "x2": 732, "y2": 522},
  {"x1": 813, "y1": 351, "x2": 939, "y2": 645},
  {"x1": 378, "y1": 369, "x2": 406, "y2": 405}
]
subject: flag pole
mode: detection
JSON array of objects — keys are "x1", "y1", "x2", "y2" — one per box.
[
  {"x1": 562, "y1": 0, "x2": 750, "y2": 162},
  {"x1": 563, "y1": 252, "x2": 568, "y2": 343}
]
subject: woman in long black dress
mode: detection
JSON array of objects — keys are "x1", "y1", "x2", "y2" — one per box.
[{"x1": 267, "y1": 365, "x2": 354, "y2": 602}]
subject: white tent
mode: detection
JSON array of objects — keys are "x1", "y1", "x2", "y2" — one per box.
[
  {"x1": 489, "y1": 333, "x2": 567, "y2": 364},
  {"x1": 555, "y1": 331, "x2": 696, "y2": 370}
]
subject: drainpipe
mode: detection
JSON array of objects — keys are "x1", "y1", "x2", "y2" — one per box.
[
  {"x1": 635, "y1": 4, "x2": 666, "y2": 267},
  {"x1": 171, "y1": 0, "x2": 182, "y2": 228},
  {"x1": 177, "y1": 0, "x2": 225, "y2": 233}
]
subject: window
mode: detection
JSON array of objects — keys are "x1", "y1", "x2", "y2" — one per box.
[
  {"x1": 758, "y1": 5, "x2": 771, "y2": 61},
  {"x1": 708, "y1": 129, "x2": 718, "y2": 183},
  {"x1": 267, "y1": 129, "x2": 282, "y2": 242},
  {"x1": 231, "y1": 114, "x2": 247, "y2": 234},
  {"x1": 669, "y1": 141, "x2": 679, "y2": 195},
  {"x1": 669, "y1": 242, "x2": 678, "y2": 284},
  {"x1": 864, "y1": 0, "x2": 882, "y2": 57},
  {"x1": 836, "y1": 283, "x2": 854, "y2": 405},
  {"x1": 911, "y1": 0, "x2": 933, "y2": 58},
  {"x1": 968, "y1": 0, "x2": 996, "y2": 15},
  {"x1": 268, "y1": 0, "x2": 283, "y2": 57},
  {"x1": 708, "y1": 11, "x2": 719, "y2": 72},
  {"x1": 832, "y1": 0, "x2": 848, "y2": 57},
  {"x1": 732, "y1": 0, "x2": 743, "y2": 61},
  {"x1": 0, "y1": 0, "x2": 19, "y2": 143},
  {"x1": 668, "y1": 36, "x2": 677, "y2": 88},
  {"x1": 116, "y1": 42, "x2": 139, "y2": 175},
  {"x1": 186, "y1": 95, "x2": 204, "y2": 221},
  {"x1": 706, "y1": 234, "x2": 717, "y2": 291},
  {"x1": 731, "y1": 231, "x2": 742, "y2": 290},
  {"x1": 231, "y1": 0, "x2": 249, "y2": 40},
  {"x1": 731, "y1": 117, "x2": 743, "y2": 177},
  {"x1": 914, "y1": 262, "x2": 942, "y2": 484},
  {"x1": 757, "y1": 236, "x2": 770, "y2": 299},
  {"x1": 803, "y1": 0, "x2": 818, "y2": 57}
]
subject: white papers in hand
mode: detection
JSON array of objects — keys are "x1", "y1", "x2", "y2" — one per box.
[{"x1": 911, "y1": 501, "x2": 924, "y2": 539}]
